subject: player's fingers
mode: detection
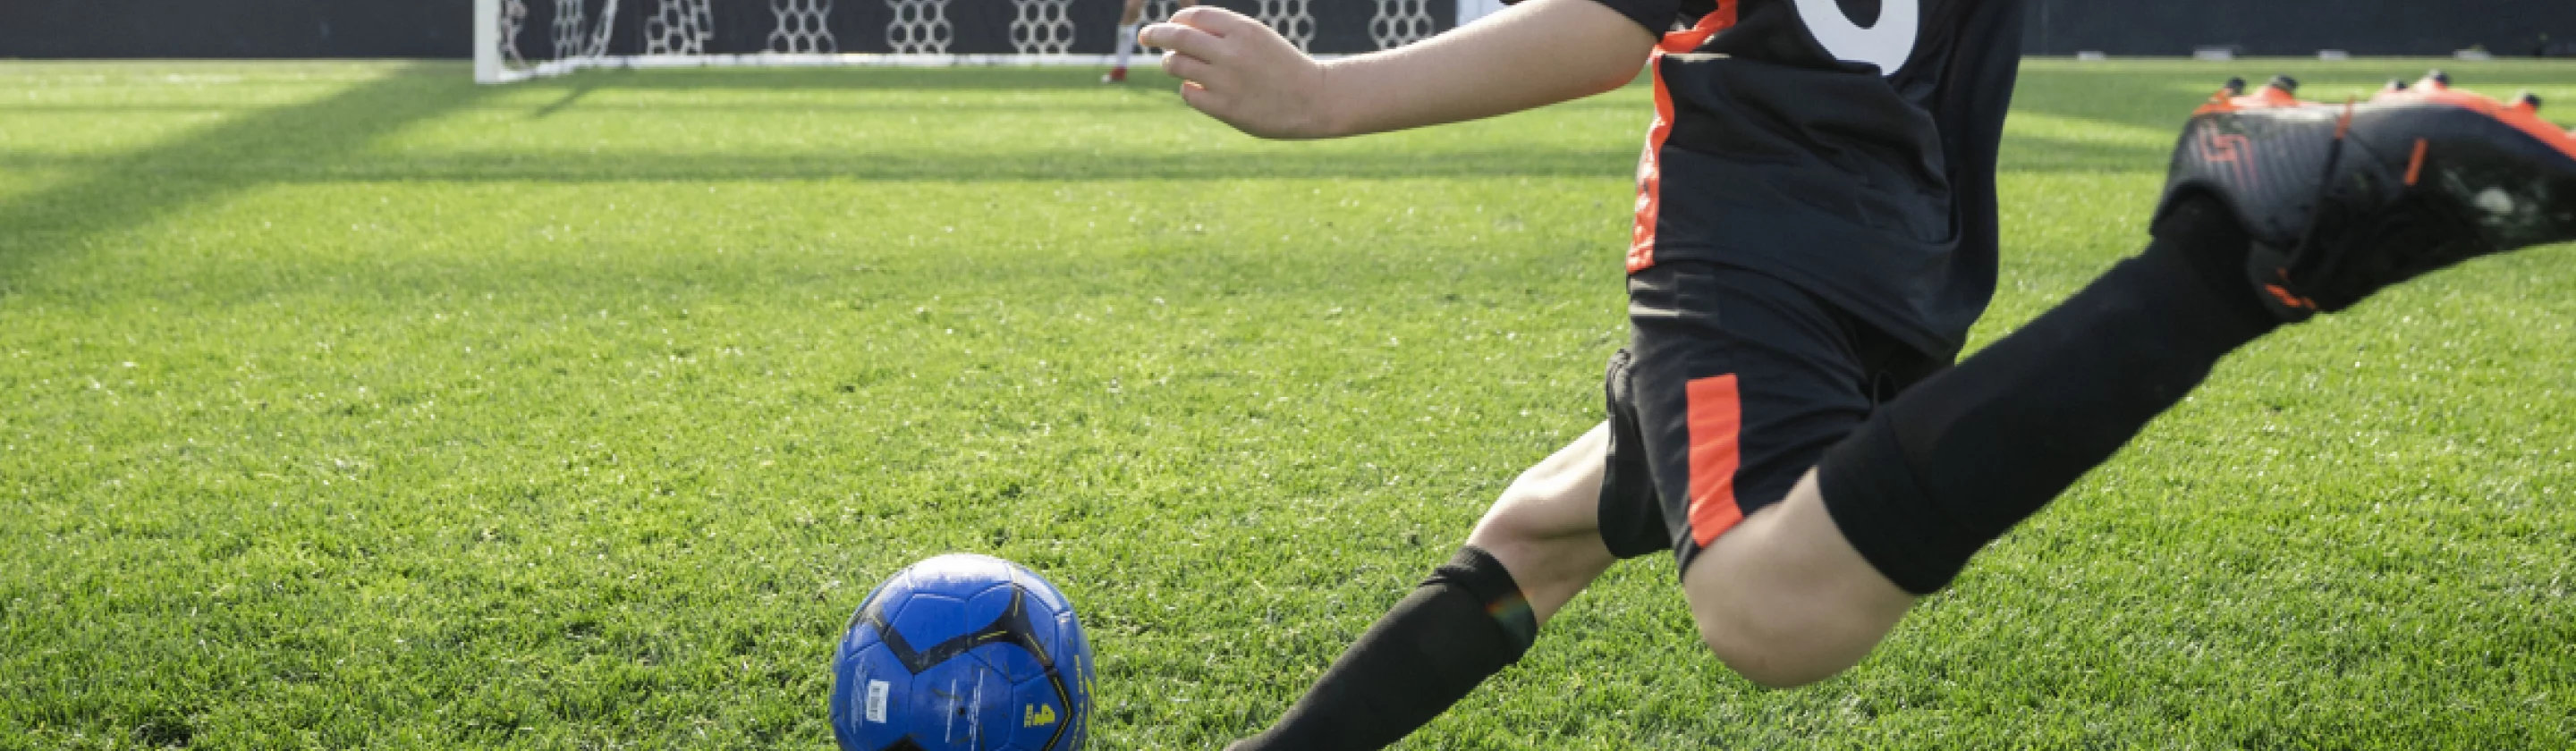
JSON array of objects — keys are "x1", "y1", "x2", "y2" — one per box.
[
  {"x1": 1159, "y1": 50, "x2": 1215, "y2": 83},
  {"x1": 1177, "y1": 80, "x2": 1223, "y2": 116},
  {"x1": 1139, "y1": 22, "x2": 1227, "y2": 62},
  {"x1": 1167, "y1": 5, "x2": 1258, "y2": 37}
]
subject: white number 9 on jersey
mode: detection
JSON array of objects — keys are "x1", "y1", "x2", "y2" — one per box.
[{"x1": 1792, "y1": 0, "x2": 1919, "y2": 76}]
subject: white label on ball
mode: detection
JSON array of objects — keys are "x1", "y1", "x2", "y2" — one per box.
[{"x1": 866, "y1": 680, "x2": 891, "y2": 723}]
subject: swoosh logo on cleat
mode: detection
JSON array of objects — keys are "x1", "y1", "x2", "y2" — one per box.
[{"x1": 2198, "y1": 129, "x2": 2258, "y2": 189}]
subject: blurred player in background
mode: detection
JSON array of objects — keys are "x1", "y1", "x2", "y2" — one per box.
[{"x1": 1106, "y1": 0, "x2": 1196, "y2": 82}]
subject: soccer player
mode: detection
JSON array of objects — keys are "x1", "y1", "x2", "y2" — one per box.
[
  {"x1": 1138, "y1": 0, "x2": 2576, "y2": 747},
  {"x1": 1106, "y1": 0, "x2": 1195, "y2": 83}
]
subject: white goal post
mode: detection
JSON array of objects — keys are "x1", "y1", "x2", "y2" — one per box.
[{"x1": 476, "y1": 0, "x2": 1480, "y2": 83}]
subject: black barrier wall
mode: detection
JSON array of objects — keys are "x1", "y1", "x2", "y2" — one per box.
[
  {"x1": 2, "y1": 0, "x2": 2571, "y2": 58},
  {"x1": 4, "y1": 0, "x2": 475, "y2": 58},
  {"x1": 2025, "y1": 0, "x2": 2573, "y2": 57}
]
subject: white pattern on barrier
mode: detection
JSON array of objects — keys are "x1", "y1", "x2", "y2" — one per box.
[
  {"x1": 770, "y1": 0, "x2": 837, "y2": 53},
  {"x1": 544, "y1": 0, "x2": 620, "y2": 61},
  {"x1": 480, "y1": 0, "x2": 1441, "y2": 83},
  {"x1": 647, "y1": 0, "x2": 716, "y2": 55},
  {"x1": 887, "y1": 0, "x2": 954, "y2": 54},
  {"x1": 551, "y1": 0, "x2": 590, "y2": 58},
  {"x1": 1009, "y1": 0, "x2": 1078, "y2": 55},
  {"x1": 1368, "y1": 0, "x2": 1436, "y2": 49},
  {"x1": 1255, "y1": 0, "x2": 1317, "y2": 51},
  {"x1": 501, "y1": 0, "x2": 531, "y2": 66}
]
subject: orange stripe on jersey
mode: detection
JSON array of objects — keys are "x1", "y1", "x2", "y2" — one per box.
[
  {"x1": 1686, "y1": 375, "x2": 1746, "y2": 547},
  {"x1": 2404, "y1": 138, "x2": 2429, "y2": 186},
  {"x1": 1658, "y1": 2, "x2": 1735, "y2": 53},
  {"x1": 1629, "y1": 63, "x2": 1674, "y2": 272},
  {"x1": 1628, "y1": 3, "x2": 1739, "y2": 274}
]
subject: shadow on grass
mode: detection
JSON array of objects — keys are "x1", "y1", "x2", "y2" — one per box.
[
  {"x1": 2011, "y1": 61, "x2": 2576, "y2": 139},
  {"x1": 530, "y1": 77, "x2": 605, "y2": 120},
  {"x1": 1998, "y1": 62, "x2": 2576, "y2": 173},
  {"x1": 0, "y1": 147, "x2": 1642, "y2": 183},
  {"x1": 23, "y1": 61, "x2": 2476, "y2": 280},
  {"x1": 0, "y1": 63, "x2": 496, "y2": 294}
]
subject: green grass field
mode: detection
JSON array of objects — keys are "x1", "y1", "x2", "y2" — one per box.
[{"x1": 3, "y1": 58, "x2": 2572, "y2": 749}]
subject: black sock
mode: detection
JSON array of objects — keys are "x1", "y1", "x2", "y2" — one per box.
[
  {"x1": 1818, "y1": 197, "x2": 2279, "y2": 595},
  {"x1": 1231, "y1": 546, "x2": 1538, "y2": 751}
]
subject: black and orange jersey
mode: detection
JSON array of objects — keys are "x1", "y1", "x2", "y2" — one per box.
[{"x1": 1591, "y1": 0, "x2": 2025, "y2": 358}]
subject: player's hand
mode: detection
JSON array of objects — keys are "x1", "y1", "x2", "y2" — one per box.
[{"x1": 1140, "y1": 7, "x2": 1339, "y2": 139}]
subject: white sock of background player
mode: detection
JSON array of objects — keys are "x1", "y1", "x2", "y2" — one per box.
[{"x1": 1114, "y1": 24, "x2": 1138, "y2": 72}]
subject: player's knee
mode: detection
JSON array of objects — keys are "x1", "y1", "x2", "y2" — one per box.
[
  {"x1": 1463, "y1": 502, "x2": 1563, "y2": 577},
  {"x1": 1475, "y1": 473, "x2": 1575, "y2": 539},
  {"x1": 1693, "y1": 615, "x2": 1854, "y2": 689},
  {"x1": 1490, "y1": 479, "x2": 1552, "y2": 521}
]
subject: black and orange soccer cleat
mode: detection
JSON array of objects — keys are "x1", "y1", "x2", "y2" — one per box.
[{"x1": 2157, "y1": 72, "x2": 2576, "y2": 320}]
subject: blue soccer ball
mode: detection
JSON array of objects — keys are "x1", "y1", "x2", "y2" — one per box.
[{"x1": 831, "y1": 553, "x2": 1095, "y2": 751}]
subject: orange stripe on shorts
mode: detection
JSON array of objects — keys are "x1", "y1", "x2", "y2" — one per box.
[{"x1": 1686, "y1": 375, "x2": 1745, "y2": 547}]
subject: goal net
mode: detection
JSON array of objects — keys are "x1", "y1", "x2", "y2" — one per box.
[{"x1": 474, "y1": 0, "x2": 1482, "y2": 83}]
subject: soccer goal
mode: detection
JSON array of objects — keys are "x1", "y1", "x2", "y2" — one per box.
[{"x1": 473, "y1": 0, "x2": 1484, "y2": 83}]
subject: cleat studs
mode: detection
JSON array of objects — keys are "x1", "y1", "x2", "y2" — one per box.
[
  {"x1": 2424, "y1": 70, "x2": 2452, "y2": 88},
  {"x1": 2514, "y1": 91, "x2": 2543, "y2": 112},
  {"x1": 2385, "y1": 79, "x2": 2410, "y2": 91},
  {"x1": 2267, "y1": 74, "x2": 2301, "y2": 94},
  {"x1": 2224, "y1": 77, "x2": 2248, "y2": 95}
]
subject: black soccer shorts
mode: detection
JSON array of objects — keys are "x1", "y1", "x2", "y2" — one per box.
[{"x1": 1597, "y1": 262, "x2": 1950, "y2": 568}]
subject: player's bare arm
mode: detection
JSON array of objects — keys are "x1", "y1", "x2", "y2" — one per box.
[{"x1": 1139, "y1": 0, "x2": 1653, "y2": 139}]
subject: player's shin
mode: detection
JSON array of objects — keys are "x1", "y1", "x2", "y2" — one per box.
[
  {"x1": 1812, "y1": 197, "x2": 2279, "y2": 595},
  {"x1": 1229, "y1": 546, "x2": 1538, "y2": 751}
]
